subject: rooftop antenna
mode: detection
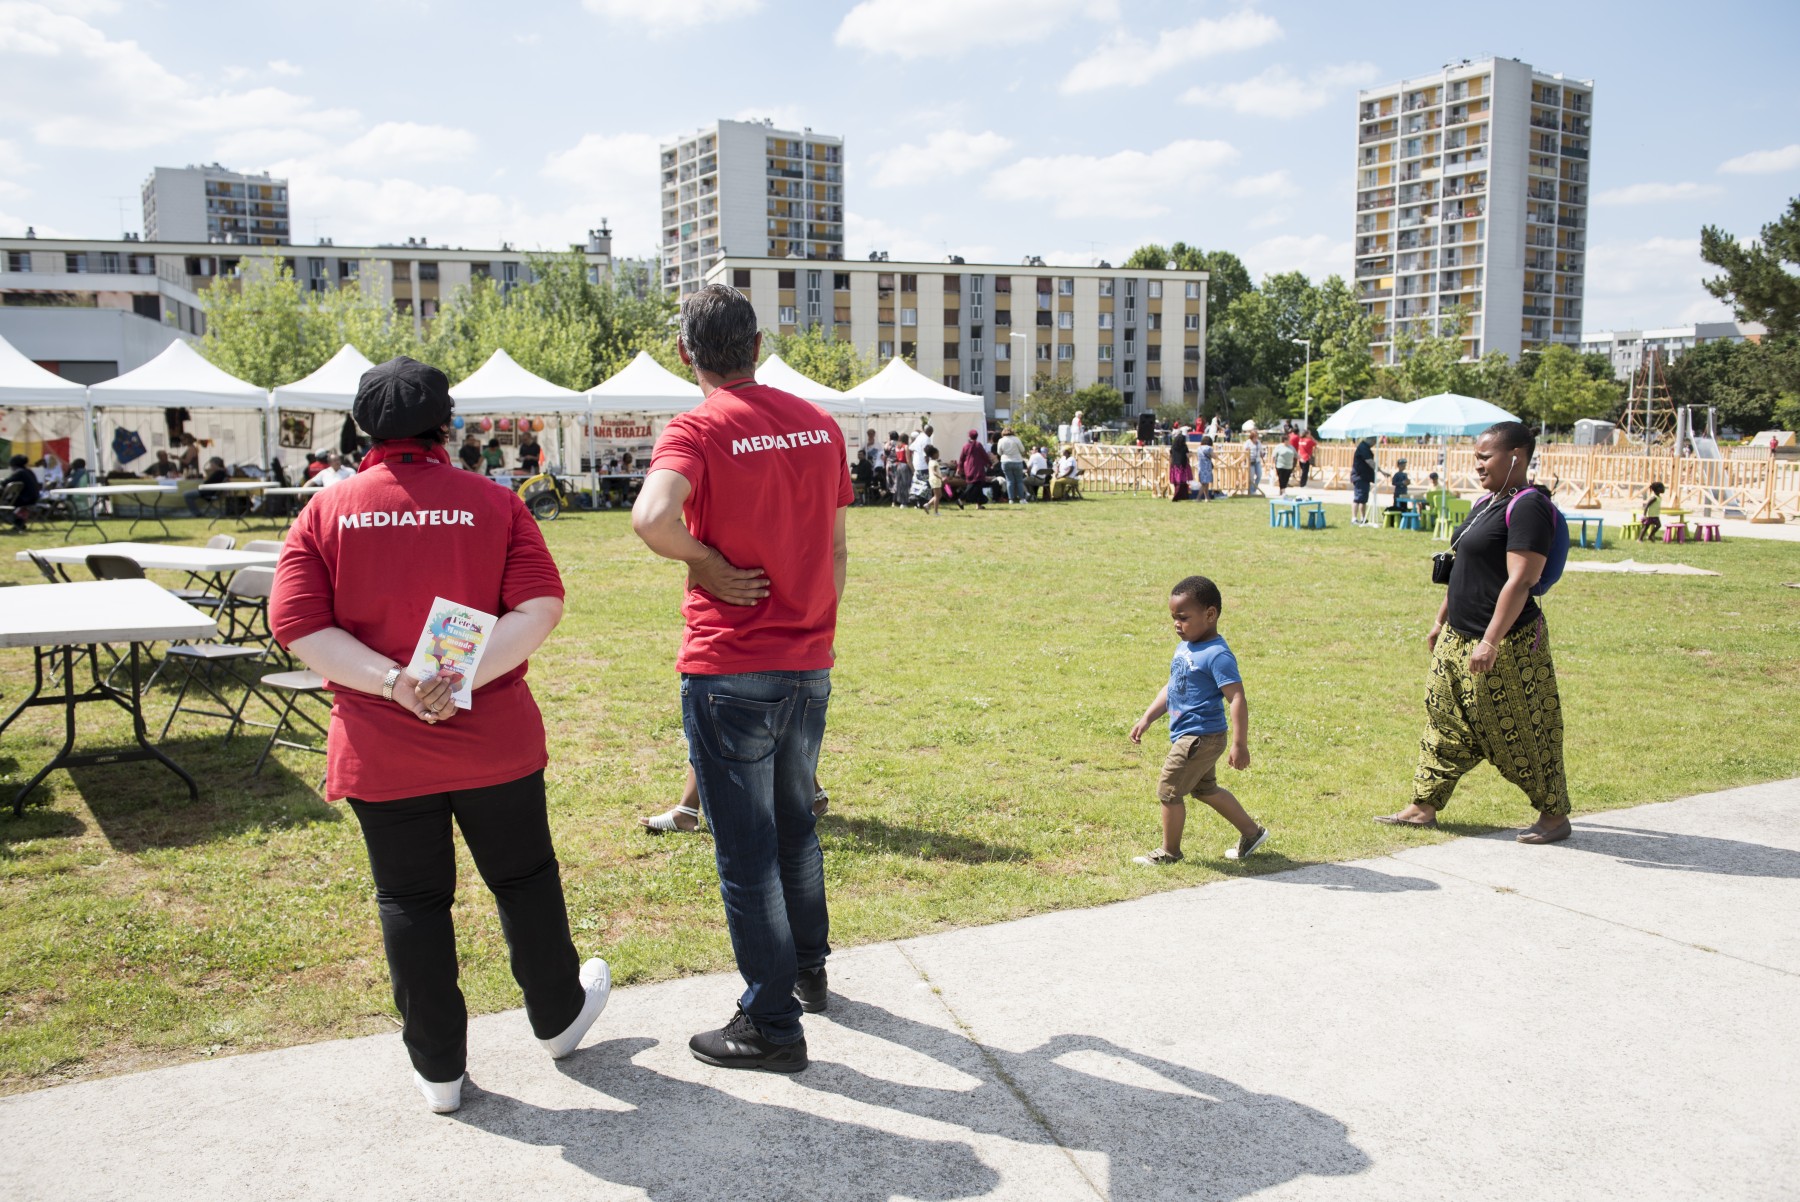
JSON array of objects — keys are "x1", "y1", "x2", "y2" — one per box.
[{"x1": 109, "y1": 195, "x2": 131, "y2": 237}]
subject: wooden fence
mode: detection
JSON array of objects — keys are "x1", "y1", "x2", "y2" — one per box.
[{"x1": 1075, "y1": 442, "x2": 1797, "y2": 522}]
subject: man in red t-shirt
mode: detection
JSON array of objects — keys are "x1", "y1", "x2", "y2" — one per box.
[
  {"x1": 1297, "y1": 430, "x2": 1317, "y2": 487},
  {"x1": 633, "y1": 283, "x2": 850, "y2": 1074}
]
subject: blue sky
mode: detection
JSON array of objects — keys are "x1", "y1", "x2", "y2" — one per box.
[{"x1": 3, "y1": 0, "x2": 1797, "y2": 331}]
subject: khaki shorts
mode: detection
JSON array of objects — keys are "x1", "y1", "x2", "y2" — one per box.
[{"x1": 1158, "y1": 732, "x2": 1229, "y2": 803}]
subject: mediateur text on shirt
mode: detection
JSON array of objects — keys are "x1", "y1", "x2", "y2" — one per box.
[
  {"x1": 729, "y1": 428, "x2": 835, "y2": 456},
  {"x1": 338, "y1": 509, "x2": 477, "y2": 530}
]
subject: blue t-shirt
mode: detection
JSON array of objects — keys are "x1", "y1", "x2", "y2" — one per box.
[{"x1": 1168, "y1": 636, "x2": 1241, "y2": 739}]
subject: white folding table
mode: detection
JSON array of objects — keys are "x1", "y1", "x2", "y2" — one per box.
[
  {"x1": 196, "y1": 480, "x2": 273, "y2": 530},
  {"x1": 0, "y1": 579, "x2": 219, "y2": 814},
  {"x1": 46, "y1": 484, "x2": 181, "y2": 541},
  {"x1": 259, "y1": 486, "x2": 321, "y2": 528},
  {"x1": 19, "y1": 542, "x2": 279, "y2": 580}
]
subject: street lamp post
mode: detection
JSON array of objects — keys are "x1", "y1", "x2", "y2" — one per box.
[
  {"x1": 1291, "y1": 338, "x2": 1312, "y2": 433},
  {"x1": 1009, "y1": 331, "x2": 1031, "y2": 421}
]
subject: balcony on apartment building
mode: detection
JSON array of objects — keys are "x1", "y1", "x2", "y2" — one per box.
[
  {"x1": 1357, "y1": 190, "x2": 1397, "y2": 211},
  {"x1": 1562, "y1": 142, "x2": 1590, "y2": 160},
  {"x1": 1355, "y1": 258, "x2": 1393, "y2": 278},
  {"x1": 1565, "y1": 93, "x2": 1590, "y2": 113},
  {"x1": 1356, "y1": 236, "x2": 1390, "y2": 256},
  {"x1": 1529, "y1": 111, "x2": 1562, "y2": 131},
  {"x1": 1360, "y1": 124, "x2": 1396, "y2": 144},
  {"x1": 1441, "y1": 201, "x2": 1484, "y2": 221},
  {"x1": 1396, "y1": 229, "x2": 1435, "y2": 250}
]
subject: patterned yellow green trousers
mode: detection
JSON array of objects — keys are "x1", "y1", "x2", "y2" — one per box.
[{"x1": 1413, "y1": 620, "x2": 1570, "y2": 816}]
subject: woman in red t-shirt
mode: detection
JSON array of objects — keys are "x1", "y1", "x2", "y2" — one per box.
[{"x1": 270, "y1": 357, "x2": 610, "y2": 1115}]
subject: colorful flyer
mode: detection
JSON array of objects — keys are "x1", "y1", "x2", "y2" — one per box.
[{"x1": 408, "y1": 597, "x2": 497, "y2": 710}]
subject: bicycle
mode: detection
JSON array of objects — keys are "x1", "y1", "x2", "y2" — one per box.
[{"x1": 515, "y1": 470, "x2": 577, "y2": 522}]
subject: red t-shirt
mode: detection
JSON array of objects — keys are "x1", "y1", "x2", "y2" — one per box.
[
  {"x1": 650, "y1": 382, "x2": 852, "y2": 675},
  {"x1": 1298, "y1": 436, "x2": 1316, "y2": 462},
  {"x1": 269, "y1": 442, "x2": 564, "y2": 802},
  {"x1": 304, "y1": 461, "x2": 326, "y2": 479}
]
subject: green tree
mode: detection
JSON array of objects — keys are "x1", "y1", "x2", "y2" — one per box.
[
  {"x1": 761, "y1": 323, "x2": 879, "y2": 391},
  {"x1": 1666, "y1": 335, "x2": 1800, "y2": 433},
  {"x1": 1021, "y1": 368, "x2": 1078, "y2": 428},
  {"x1": 1702, "y1": 196, "x2": 1800, "y2": 336},
  {"x1": 1072, "y1": 380, "x2": 1124, "y2": 424},
  {"x1": 197, "y1": 262, "x2": 337, "y2": 388},
  {"x1": 1517, "y1": 343, "x2": 1624, "y2": 426}
]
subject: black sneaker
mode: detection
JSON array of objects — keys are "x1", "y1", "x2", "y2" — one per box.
[
  {"x1": 794, "y1": 965, "x2": 828, "y2": 1013},
  {"x1": 689, "y1": 1008, "x2": 809, "y2": 1073}
]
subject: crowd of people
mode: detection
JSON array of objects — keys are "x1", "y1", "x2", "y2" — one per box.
[{"x1": 850, "y1": 425, "x2": 1085, "y2": 509}]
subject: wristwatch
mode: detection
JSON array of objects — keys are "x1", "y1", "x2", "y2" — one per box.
[{"x1": 381, "y1": 666, "x2": 402, "y2": 702}]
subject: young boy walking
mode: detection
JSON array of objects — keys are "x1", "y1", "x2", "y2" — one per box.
[{"x1": 1128, "y1": 576, "x2": 1267, "y2": 864}]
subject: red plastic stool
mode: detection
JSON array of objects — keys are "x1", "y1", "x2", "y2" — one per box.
[
  {"x1": 1662, "y1": 523, "x2": 1686, "y2": 544},
  {"x1": 1694, "y1": 523, "x2": 1721, "y2": 542}
]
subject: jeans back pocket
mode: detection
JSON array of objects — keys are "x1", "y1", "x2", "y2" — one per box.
[{"x1": 706, "y1": 695, "x2": 786, "y2": 762}]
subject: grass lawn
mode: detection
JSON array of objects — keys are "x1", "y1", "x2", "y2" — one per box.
[{"x1": 1, "y1": 494, "x2": 1797, "y2": 1093}]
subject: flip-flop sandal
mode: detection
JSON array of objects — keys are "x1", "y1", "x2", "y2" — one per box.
[
  {"x1": 813, "y1": 787, "x2": 830, "y2": 818},
  {"x1": 639, "y1": 805, "x2": 702, "y2": 834},
  {"x1": 1516, "y1": 822, "x2": 1572, "y2": 844},
  {"x1": 1374, "y1": 813, "x2": 1438, "y2": 828}
]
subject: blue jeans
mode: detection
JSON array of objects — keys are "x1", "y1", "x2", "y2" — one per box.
[
  {"x1": 681, "y1": 670, "x2": 832, "y2": 1043},
  {"x1": 1002, "y1": 460, "x2": 1026, "y2": 502}
]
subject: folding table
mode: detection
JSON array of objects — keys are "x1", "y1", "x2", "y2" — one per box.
[
  {"x1": 259, "y1": 486, "x2": 321, "y2": 528},
  {"x1": 18, "y1": 543, "x2": 279, "y2": 592},
  {"x1": 197, "y1": 481, "x2": 273, "y2": 530},
  {"x1": 0, "y1": 579, "x2": 218, "y2": 814},
  {"x1": 46, "y1": 484, "x2": 181, "y2": 540}
]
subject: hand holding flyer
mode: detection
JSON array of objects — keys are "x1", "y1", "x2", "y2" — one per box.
[{"x1": 409, "y1": 597, "x2": 497, "y2": 710}]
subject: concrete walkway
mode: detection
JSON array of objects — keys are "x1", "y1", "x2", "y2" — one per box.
[{"x1": 5, "y1": 781, "x2": 1798, "y2": 1201}]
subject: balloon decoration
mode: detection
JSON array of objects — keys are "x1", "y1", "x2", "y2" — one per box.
[
  {"x1": 496, "y1": 418, "x2": 512, "y2": 432},
  {"x1": 478, "y1": 417, "x2": 492, "y2": 432},
  {"x1": 531, "y1": 418, "x2": 545, "y2": 433},
  {"x1": 452, "y1": 415, "x2": 464, "y2": 430}
]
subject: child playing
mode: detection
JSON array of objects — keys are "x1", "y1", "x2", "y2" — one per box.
[
  {"x1": 1639, "y1": 481, "x2": 1665, "y2": 540},
  {"x1": 1128, "y1": 575, "x2": 1267, "y2": 864},
  {"x1": 925, "y1": 445, "x2": 944, "y2": 516}
]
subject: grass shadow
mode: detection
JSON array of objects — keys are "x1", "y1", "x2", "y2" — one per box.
[
  {"x1": 65, "y1": 735, "x2": 338, "y2": 853},
  {"x1": 820, "y1": 813, "x2": 1028, "y2": 864}
]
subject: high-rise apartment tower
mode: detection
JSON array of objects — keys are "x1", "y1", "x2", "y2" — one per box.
[
  {"x1": 660, "y1": 119, "x2": 843, "y2": 296},
  {"x1": 1353, "y1": 57, "x2": 1592, "y2": 363},
  {"x1": 142, "y1": 164, "x2": 291, "y2": 245}
]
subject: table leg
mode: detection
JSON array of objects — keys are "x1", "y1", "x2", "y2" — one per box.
[
  {"x1": 119, "y1": 643, "x2": 198, "y2": 801},
  {"x1": 0, "y1": 645, "x2": 50, "y2": 738},
  {"x1": 11, "y1": 646, "x2": 78, "y2": 816}
]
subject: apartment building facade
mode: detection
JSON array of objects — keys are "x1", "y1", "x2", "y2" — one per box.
[
  {"x1": 1354, "y1": 57, "x2": 1593, "y2": 364},
  {"x1": 706, "y1": 256, "x2": 1208, "y2": 419},
  {"x1": 661, "y1": 119, "x2": 843, "y2": 296},
  {"x1": 1580, "y1": 321, "x2": 1767, "y2": 379},
  {"x1": 142, "y1": 164, "x2": 291, "y2": 245},
  {"x1": 0, "y1": 232, "x2": 611, "y2": 376}
]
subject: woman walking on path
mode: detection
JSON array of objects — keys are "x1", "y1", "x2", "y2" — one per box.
[
  {"x1": 1375, "y1": 421, "x2": 1572, "y2": 845},
  {"x1": 271, "y1": 357, "x2": 611, "y2": 1115},
  {"x1": 1168, "y1": 428, "x2": 1192, "y2": 502},
  {"x1": 1195, "y1": 435, "x2": 1216, "y2": 502}
]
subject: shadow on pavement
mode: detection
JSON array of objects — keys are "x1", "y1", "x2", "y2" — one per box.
[
  {"x1": 1241, "y1": 858, "x2": 1441, "y2": 893},
  {"x1": 455, "y1": 1035, "x2": 1002, "y2": 1202},
  {"x1": 1571, "y1": 823, "x2": 1800, "y2": 879},
  {"x1": 802, "y1": 997, "x2": 1370, "y2": 1201}
]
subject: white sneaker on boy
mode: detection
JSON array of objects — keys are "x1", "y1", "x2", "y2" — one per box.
[
  {"x1": 414, "y1": 1071, "x2": 464, "y2": 1114},
  {"x1": 540, "y1": 957, "x2": 611, "y2": 1059}
]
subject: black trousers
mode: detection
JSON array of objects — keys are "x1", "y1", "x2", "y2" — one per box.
[
  {"x1": 1296, "y1": 460, "x2": 1312, "y2": 486},
  {"x1": 348, "y1": 769, "x2": 584, "y2": 1082}
]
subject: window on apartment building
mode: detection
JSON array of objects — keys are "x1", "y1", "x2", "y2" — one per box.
[
  {"x1": 340, "y1": 260, "x2": 360, "y2": 280},
  {"x1": 1057, "y1": 277, "x2": 1074, "y2": 296},
  {"x1": 100, "y1": 252, "x2": 121, "y2": 273},
  {"x1": 1036, "y1": 276, "x2": 1052, "y2": 293},
  {"x1": 971, "y1": 366, "x2": 984, "y2": 388},
  {"x1": 1098, "y1": 279, "x2": 1113, "y2": 297},
  {"x1": 132, "y1": 294, "x2": 160, "y2": 321},
  {"x1": 778, "y1": 270, "x2": 796, "y2": 289},
  {"x1": 834, "y1": 306, "x2": 851, "y2": 323},
  {"x1": 1146, "y1": 376, "x2": 1162, "y2": 392},
  {"x1": 1148, "y1": 281, "x2": 1162, "y2": 298},
  {"x1": 1124, "y1": 279, "x2": 1136, "y2": 296},
  {"x1": 733, "y1": 269, "x2": 751, "y2": 287},
  {"x1": 418, "y1": 262, "x2": 439, "y2": 282},
  {"x1": 833, "y1": 272, "x2": 850, "y2": 290},
  {"x1": 879, "y1": 308, "x2": 894, "y2": 326},
  {"x1": 1123, "y1": 363, "x2": 1136, "y2": 385},
  {"x1": 1057, "y1": 311, "x2": 1073, "y2": 329},
  {"x1": 1037, "y1": 344, "x2": 1051, "y2": 361},
  {"x1": 1057, "y1": 344, "x2": 1074, "y2": 361},
  {"x1": 1036, "y1": 312, "x2": 1052, "y2": 327},
  {"x1": 969, "y1": 274, "x2": 983, "y2": 294},
  {"x1": 6, "y1": 251, "x2": 29, "y2": 272},
  {"x1": 901, "y1": 341, "x2": 915, "y2": 358},
  {"x1": 879, "y1": 340, "x2": 894, "y2": 359},
  {"x1": 1123, "y1": 338, "x2": 1136, "y2": 356},
  {"x1": 1184, "y1": 281, "x2": 1201, "y2": 300},
  {"x1": 1184, "y1": 313, "x2": 1200, "y2": 330},
  {"x1": 995, "y1": 309, "x2": 1011, "y2": 327},
  {"x1": 130, "y1": 255, "x2": 154, "y2": 275},
  {"x1": 995, "y1": 343, "x2": 1009, "y2": 361},
  {"x1": 1098, "y1": 345, "x2": 1113, "y2": 361},
  {"x1": 943, "y1": 307, "x2": 959, "y2": 326},
  {"x1": 779, "y1": 306, "x2": 798, "y2": 324},
  {"x1": 901, "y1": 307, "x2": 917, "y2": 326},
  {"x1": 1149, "y1": 345, "x2": 1164, "y2": 362},
  {"x1": 1037, "y1": 292, "x2": 1052, "y2": 311},
  {"x1": 1184, "y1": 346, "x2": 1200, "y2": 362},
  {"x1": 899, "y1": 274, "x2": 917, "y2": 292},
  {"x1": 878, "y1": 273, "x2": 894, "y2": 296},
  {"x1": 994, "y1": 277, "x2": 1011, "y2": 293},
  {"x1": 1146, "y1": 313, "x2": 1161, "y2": 331},
  {"x1": 1184, "y1": 376, "x2": 1199, "y2": 394},
  {"x1": 996, "y1": 374, "x2": 1011, "y2": 393},
  {"x1": 1098, "y1": 312, "x2": 1113, "y2": 329},
  {"x1": 945, "y1": 342, "x2": 961, "y2": 360},
  {"x1": 971, "y1": 336, "x2": 983, "y2": 355},
  {"x1": 944, "y1": 374, "x2": 960, "y2": 390},
  {"x1": 65, "y1": 253, "x2": 88, "y2": 273},
  {"x1": 943, "y1": 274, "x2": 960, "y2": 294}
]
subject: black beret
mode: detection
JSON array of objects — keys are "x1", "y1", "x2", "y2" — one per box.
[{"x1": 353, "y1": 357, "x2": 453, "y2": 441}]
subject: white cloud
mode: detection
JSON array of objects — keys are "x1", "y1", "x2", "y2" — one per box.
[
  {"x1": 1242, "y1": 233, "x2": 1349, "y2": 282},
  {"x1": 331, "y1": 122, "x2": 478, "y2": 169},
  {"x1": 837, "y1": 0, "x2": 1116, "y2": 60},
  {"x1": 0, "y1": 4, "x2": 358, "y2": 150},
  {"x1": 1039, "y1": 244, "x2": 1137, "y2": 269},
  {"x1": 1228, "y1": 170, "x2": 1298, "y2": 199},
  {"x1": 581, "y1": 0, "x2": 760, "y2": 35},
  {"x1": 845, "y1": 212, "x2": 996, "y2": 263},
  {"x1": 872, "y1": 130, "x2": 1013, "y2": 188},
  {"x1": 541, "y1": 132, "x2": 668, "y2": 247},
  {"x1": 513, "y1": 33, "x2": 542, "y2": 45},
  {"x1": 1182, "y1": 62, "x2": 1381, "y2": 118},
  {"x1": 1594, "y1": 181, "x2": 1724, "y2": 205},
  {"x1": 1061, "y1": 9, "x2": 1283, "y2": 94},
  {"x1": 1584, "y1": 237, "x2": 1733, "y2": 330},
  {"x1": 983, "y1": 140, "x2": 1238, "y2": 220},
  {"x1": 267, "y1": 58, "x2": 302, "y2": 77},
  {"x1": 1718, "y1": 144, "x2": 1800, "y2": 175}
]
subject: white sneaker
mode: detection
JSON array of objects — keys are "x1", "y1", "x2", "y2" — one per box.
[
  {"x1": 541, "y1": 957, "x2": 611, "y2": 1059},
  {"x1": 414, "y1": 1071, "x2": 464, "y2": 1114}
]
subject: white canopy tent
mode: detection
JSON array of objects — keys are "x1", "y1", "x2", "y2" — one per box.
[
  {"x1": 88, "y1": 340, "x2": 268, "y2": 473},
  {"x1": 268, "y1": 344, "x2": 375, "y2": 474},
  {"x1": 850, "y1": 359, "x2": 987, "y2": 457},
  {"x1": 0, "y1": 333, "x2": 94, "y2": 470},
  {"x1": 449, "y1": 349, "x2": 592, "y2": 476},
  {"x1": 583, "y1": 351, "x2": 705, "y2": 474},
  {"x1": 756, "y1": 353, "x2": 865, "y2": 460}
]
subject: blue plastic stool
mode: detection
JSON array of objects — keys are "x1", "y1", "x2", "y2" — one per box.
[{"x1": 1269, "y1": 500, "x2": 1296, "y2": 528}]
